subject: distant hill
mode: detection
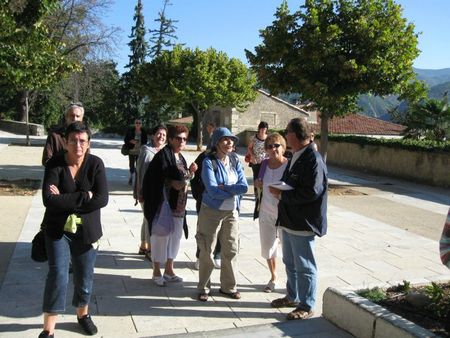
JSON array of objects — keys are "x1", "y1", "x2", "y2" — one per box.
[
  {"x1": 357, "y1": 68, "x2": 450, "y2": 120},
  {"x1": 276, "y1": 68, "x2": 450, "y2": 121},
  {"x1": 414, "y1": 68, "x2": 450, "y2": 87},
  {"x1": 428, "y1": 81, "x2": 450, "y2": 99}
]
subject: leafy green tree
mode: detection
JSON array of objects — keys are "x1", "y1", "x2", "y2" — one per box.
[
  {"x1": 118, "y1": 0, "x2": 147, "y2": 126},
  {"x1": 400, "y1": 95, "x2": 450, "y2": 141},
  {"x1": 0, "y1": 0, "x2": 76, "y2": 144},
  {"x1": 1, "y1": 0, "x2": 119, "y2": 126},
  {"x1": 246, "y1": 0, "x2": 426, "y2": 160},
  {"x1": 76, "y1": 60, "x2": 121, "y2": 128},
  {"x1": 148, "y1": 0, "x2": 179, "y2": 59},
  {"x1": 138, "y1": 45, "x2": 257, "y2": 149}
]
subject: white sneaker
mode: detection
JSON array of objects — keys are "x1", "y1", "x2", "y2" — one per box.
[
  {"x1": 163, "y1": 274, "x2": 183, "y2": 282},
  {"x1": 214, "y1": 258, "x2": 221, "y2": 269},
  {"x1": 194, "y1": 259, "x2": 200, "y2": 270},
  {"x1": 153, "y1": 276, "x2": 166, "y2": 286}
]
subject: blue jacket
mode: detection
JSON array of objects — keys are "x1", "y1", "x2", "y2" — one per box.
[
  {"x1": 277, "y1": 143, "x2": 328, "y2": 236},
  {"x1": 201, "y1": 153, "x2": 248, "y2": 211}
]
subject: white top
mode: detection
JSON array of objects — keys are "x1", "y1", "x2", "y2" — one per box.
[
  {"x1": 261, "y1": 162, "x2": 288, "y2": 216},
  {"x1": 219, "y1": 157, "x2": 238, "y2": 211}
]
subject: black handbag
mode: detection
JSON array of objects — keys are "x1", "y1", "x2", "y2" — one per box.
[
  {"x1": 31, "y1": 229, "x2": 47, "y2": 262},
  {"x1": 121, "y1": 143, "x2": 130, "y2": 156}
]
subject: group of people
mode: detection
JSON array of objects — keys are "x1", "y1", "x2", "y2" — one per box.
[
  {"x1": 246, "y1": 119, "x2": 327, "y2": 320},
  {"x1": 37, "y1": 104, "x2": 328, "y2": 337}
]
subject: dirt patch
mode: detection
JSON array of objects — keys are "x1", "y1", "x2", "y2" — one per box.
[
  {"x1": 360, "y1": 282, "x2": 450, "y2": 337},
  {"x1": 0, "y1": 179, "x2": 40, "y2": 196},
  {"x1": 328, "y1": 184, "x2": 365, "y2": 196}
]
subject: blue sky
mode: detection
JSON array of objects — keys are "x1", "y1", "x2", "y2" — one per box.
[{"x1": 104, "y1": 0, "x2": 450, "y2": 74}]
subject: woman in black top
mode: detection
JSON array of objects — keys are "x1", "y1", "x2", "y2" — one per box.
[
  {"x1": 39, "y1": 122, "x2": 108, "y2": 338},
  {"x1": 142, "y1": 125, "x2": 197, "y2": 286},
  {"x1": 124, "y1": 118, "x2": 147, "y2": 185}
]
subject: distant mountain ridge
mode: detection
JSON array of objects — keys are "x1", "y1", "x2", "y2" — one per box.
[
  {"x1": 277, "y1": 68, "x2": 450, "y2": 121},
  {"x1": 357, "y1": 67, "x2": 450, "y2": 120}
]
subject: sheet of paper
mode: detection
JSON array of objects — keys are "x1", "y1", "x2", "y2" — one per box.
[{"x1": 268, "y1": 181, "x2": 294, "y2": 191}]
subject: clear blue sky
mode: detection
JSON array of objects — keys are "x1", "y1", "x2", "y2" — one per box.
[{"x1": 104, "y1": 0, "x2": 450, "y2": 74}]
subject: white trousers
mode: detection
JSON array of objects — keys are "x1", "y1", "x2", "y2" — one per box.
[
  {"x1": 150, "y1": 217, "x2": 184, "y2": 264},
  {"x1": 259, "y1": 211, "x2": 281, "y2": 259}
]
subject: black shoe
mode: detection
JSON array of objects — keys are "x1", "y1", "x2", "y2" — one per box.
[
  {"x1": 77, "y1": 314, "x2": 98, "y2": 335},
  {"x1": 38, "y1": 330, "x2": 54, "y2": 338}
]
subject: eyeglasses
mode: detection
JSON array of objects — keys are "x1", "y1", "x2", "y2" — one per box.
[
  {"x1": 135, "y1": 122, "x2": 142, "y2": 125},
  {"x1": 174, "y1": 136, "x2": 187, "y2": 142},
  {"x1": 266, "y1": 143, "x2": 281, "y2": 149},
  {"x1": 67, "y1": 139, "x2": 89, "y2": 147}
]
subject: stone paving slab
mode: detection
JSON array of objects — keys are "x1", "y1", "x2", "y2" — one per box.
[{"x1": 0, "y1": 136, "x2": 449, "y2": 337}]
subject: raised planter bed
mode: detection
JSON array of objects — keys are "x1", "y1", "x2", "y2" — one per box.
[{"x1": 323, "y1": 287, "x2": 439, "y2": 338}]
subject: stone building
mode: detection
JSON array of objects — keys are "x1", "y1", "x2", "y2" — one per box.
[{"x1": 203, "y1": 89, "x2": 313, "y2": 145}]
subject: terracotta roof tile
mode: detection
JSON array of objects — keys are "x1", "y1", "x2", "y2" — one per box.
[{"x1": 314, "y1": 114, "x2": 405, "y2": 135}]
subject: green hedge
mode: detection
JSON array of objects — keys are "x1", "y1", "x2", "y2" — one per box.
[
  {"x1": 273, "y1": 129, "x2": 450, "y2": 153},
  {"x1": 318, "y1": 134, "x2": 450, "y2": 153}
]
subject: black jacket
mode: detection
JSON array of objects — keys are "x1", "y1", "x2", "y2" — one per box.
[
  {"x1": 124, "y1": 127, "x2": 147, "y2": 150},
  {"x1": 277, "y1": 143, "x2": 328, "y2": 236},
  {"x1": 142, "y1": 145, "x2": 189, "y2": 238},
  {"x1": 42, "y1": 153, "x2": 109, "y2": 244}
]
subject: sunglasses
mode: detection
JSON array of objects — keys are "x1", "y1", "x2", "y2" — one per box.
[
  {"x1": 69, "y1": 102, "x2": 83, "y2": 108},
  {"x1": 174, "y1": 136, "x2": 187, "y2": 142},
  {"x1": 266, "y1": 143, "x2": 281, "y2": 149}
]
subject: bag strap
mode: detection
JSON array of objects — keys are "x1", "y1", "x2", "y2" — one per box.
[{"x1": 258, "y1": 159, "x2": 268, "y2": 180}]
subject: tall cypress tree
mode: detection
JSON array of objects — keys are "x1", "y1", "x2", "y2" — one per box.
[
  {"x1": 119, "y1": 0, "x2": 147, "y2": 125},
  {"x1": 148, "y1": 0, "x2": 179, "y2": 58}
]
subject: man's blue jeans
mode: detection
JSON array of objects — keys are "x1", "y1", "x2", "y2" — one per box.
[
  {"x1": 43, "y1": 231, "x2": 97, "y2": 313},
  {"x1": 281, "y1": 230, "x2": 317, "y2": 311}
]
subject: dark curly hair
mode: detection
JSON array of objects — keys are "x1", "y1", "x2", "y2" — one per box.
[
  {"x1": 65, "y1": 121, "x2": 91, "y2": 140},
  {"x1": 168, "y1": 124, "x2": 189, "y2": 139}
]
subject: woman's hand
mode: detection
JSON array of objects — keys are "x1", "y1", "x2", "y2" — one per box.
[
  {"x1": 269, "y1": 186, "x2": 282, "y2": 200},
  {"x1": 189, "y1": 162, "x2": 198, "y2": 175},
  {"x1": 88, "y1": 191, "x2": 93, "y2": 199},
  {"x1": 254, "y1": 178, "x2": 263, "y2": 189},
  {"x1": 49, "y1": 184, "x2": 60, "y2": 195}
]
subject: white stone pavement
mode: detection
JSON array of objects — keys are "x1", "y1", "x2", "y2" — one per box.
[{"x1": 0, "y1": 136, "x2": 449, "y2": 337}]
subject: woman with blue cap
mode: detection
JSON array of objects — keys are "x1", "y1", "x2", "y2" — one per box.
[{"x1": 196, "y1": 127, "x2": 248, "y2": 301}]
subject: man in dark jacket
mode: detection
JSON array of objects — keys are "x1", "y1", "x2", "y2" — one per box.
[
  {"x1": 42, "y1": 102, "x2": 84, "y2": 166},
  {"x1": 269, "y1": 117, "x2": 328, "y2": 321}
]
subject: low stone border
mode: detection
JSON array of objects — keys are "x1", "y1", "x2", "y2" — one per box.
[
  {"x1": 322, "y1": 287, "x2": 438, "y2": 338},
  {"x1": 0, "y1": 120, "x2": 45, "y2": 136}
]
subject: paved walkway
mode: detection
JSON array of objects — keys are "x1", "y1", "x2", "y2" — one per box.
[{"x1": 0, "y1": 133, "x2": 449, "y2": 337}]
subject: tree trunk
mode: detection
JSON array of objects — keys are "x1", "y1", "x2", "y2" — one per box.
[
  {"x1": 320, "y1": 113, "x2": 329, "y2": 162},
  {"x1": 25, "y1": 90, "x2": 31, "y2": 146},
  {"x1": 195, "y1": 110, "x2": 203, "y2": 151},
  {"x1": 16, "y1": 90, "x2": 28, "y2": 122}
]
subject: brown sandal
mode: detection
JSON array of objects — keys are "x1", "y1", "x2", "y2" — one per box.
[
  {"x1": 270, "y1": 296, "x2": 298, "y2": 308},
  {"x1": 286, "y1": 309, "x2": 314, "y2": 320},
  {"x1": 198, "y1": 293, "x2": 209, "y2": 302}
]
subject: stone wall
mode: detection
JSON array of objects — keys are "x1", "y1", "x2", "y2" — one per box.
[
  {"x1": 0, "y1": 120, "x2": 45, "y2": 136},
  {"x1": 327, "y1": 141, "x2": 450, "y2": 187},
  {"x1": 204, "y1": 90, "x2": 311, "y2": 145}
]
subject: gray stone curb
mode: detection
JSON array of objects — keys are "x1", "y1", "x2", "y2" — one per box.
[{"x1": 322, "y1": 287, "x2": 439, "y2": 338}]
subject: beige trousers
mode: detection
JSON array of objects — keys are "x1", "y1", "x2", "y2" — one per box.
[{"x1": 196, "y1": 203, "x2": 239, "y2": 294}]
